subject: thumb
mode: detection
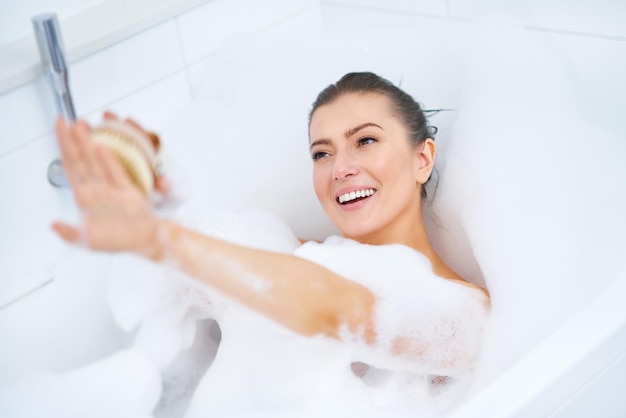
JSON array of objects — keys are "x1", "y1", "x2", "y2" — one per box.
[{"x1": 52, "y1": 222, "x2": 83, "y2": 244}]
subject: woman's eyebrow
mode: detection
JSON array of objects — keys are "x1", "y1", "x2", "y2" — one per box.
[
  {"x1": 310, "y1": 138, "x2": 331, "y2": 150},
  {"x1": 310, "y1": 123, "x2": 383, "y2": 150},
  {"x1": 344, "y1": 122, "x2": 383, "y2": 139}
]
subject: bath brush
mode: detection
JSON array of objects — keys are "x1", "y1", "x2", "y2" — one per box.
[{"x1": 91, "y1": 119, "x2": 162, "y2": 198}]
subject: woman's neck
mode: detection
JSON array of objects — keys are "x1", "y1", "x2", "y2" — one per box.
[
  {"x1": 348, "y1": 211, "x2": 463, "y2": 282},
  {"x1": 349, "y1": 208, "x2": 428, "y2": 248}
]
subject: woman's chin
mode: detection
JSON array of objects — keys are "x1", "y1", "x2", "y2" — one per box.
[{"x1": 336, "y1": 225, "x2": 377, "y2": 244}]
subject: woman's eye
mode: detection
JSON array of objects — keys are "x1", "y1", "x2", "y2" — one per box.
[
  {"x1": 358, "y1": 137, "x2": 376, "y2": 147},
  {"x1": 312, "y1": 151, "x2": 330, "y2": 161}
]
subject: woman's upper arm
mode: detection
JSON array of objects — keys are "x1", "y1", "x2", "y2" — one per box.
[{"x1": 295, "y1": 240, "x2": 490, "y2": 375}]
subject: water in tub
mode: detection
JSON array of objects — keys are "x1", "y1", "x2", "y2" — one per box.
[{"x1": 2, "y1": 19, "x2": 625, "y2": 418}]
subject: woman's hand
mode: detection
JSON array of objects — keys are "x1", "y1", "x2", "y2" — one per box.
[{"x1": 52, "y1": 117, "x2": 163, "y2": 260}]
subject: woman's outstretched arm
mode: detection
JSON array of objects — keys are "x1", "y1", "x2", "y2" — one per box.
[
  {"x1": 52, "y1": 117, "x2": 376, "y2": 341},
  {"x1": 154, "y1": 220, "x2": 377, "y2": 340},
  {"x1": 53, "y1": 117, "x2": 488, "y2": 373}
]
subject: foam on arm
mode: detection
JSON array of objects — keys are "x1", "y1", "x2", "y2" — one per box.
[{"x1": 295, "y1": 237, "x2": 490, "y2": 376}]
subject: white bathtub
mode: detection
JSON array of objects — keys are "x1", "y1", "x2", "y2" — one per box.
[{"x1": 451, "y1": 274, "x2": 626, "y2": 418}]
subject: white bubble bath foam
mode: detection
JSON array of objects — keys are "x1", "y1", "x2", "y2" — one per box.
[{"x1": 1, "y1": 19, "x2": 625, "y2": 418}]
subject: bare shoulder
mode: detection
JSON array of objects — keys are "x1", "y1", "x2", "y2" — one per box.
[
  {"x1": 448, "y1": 277, "x2": 490, "y2": 299},
  {"x1": 298, "y1": 238, "x2": 321, "y2": 245},
  {"x1": 435, "y1": 263, "x2": 491, "y2": 299}
]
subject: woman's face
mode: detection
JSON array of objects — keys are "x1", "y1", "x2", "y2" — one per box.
[{"x1": 309, "y1": 92, "x2": 431, "y2": 244}]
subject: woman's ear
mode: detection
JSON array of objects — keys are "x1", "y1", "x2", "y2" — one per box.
[{"x1": 415, "y1": 138, "x2": 436, "y2": 184}]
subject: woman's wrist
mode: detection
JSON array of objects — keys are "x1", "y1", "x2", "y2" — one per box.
[{"x1": 140, "y1": 218, "x2": 175, "y2": 262}]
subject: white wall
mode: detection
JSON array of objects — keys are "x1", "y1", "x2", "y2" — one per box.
[
  {"x1": 0, "y1": 0, "x2": 624, "y2": 394},
  {"x1": 0, "y1": 0, "x2": 109, "y2": 45}
]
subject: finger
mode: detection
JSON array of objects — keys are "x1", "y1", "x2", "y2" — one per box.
[
  {"x1": 155, "y1": 176, "x2": 169, "y2": 194},
  {"x1": 125, "y1": 117, "x2": 161, "y2": 151},
  {"x1": 52, "y1": 222, "x2": 83, "y2": 244},
  {"x1": 146, "y1": 131, "x2": 161, "y2": 151},
  {"x1": 62, "y1": 120, "x2": 105, "y2": 209},
  {"x1": 124, "y1": 117, "x2": 144, "y2": 133},
  {"x1": 103, "y1": 110, "x2": 119, "y2": 121},
  {"x1": 56, "y1": 117, "x2": 85, "y2": 187},
  {"x1": 74, "y1": 120, "x2": 110, "y2": 184},
  {"x1": 95, "y1": 144, "x2": 133, "y2": 189}
]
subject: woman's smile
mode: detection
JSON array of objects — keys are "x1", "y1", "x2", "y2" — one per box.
[{"x1": 336, "y1": 186, "x2": 377, "y2": 208}]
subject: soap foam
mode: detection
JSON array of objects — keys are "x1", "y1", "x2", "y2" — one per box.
[
  {"x1": 0, "y1": 347, "x2": 161, "y2": 418},
  {"x1": 176, "y1": 215, "x2": 466, "y2": 417}
]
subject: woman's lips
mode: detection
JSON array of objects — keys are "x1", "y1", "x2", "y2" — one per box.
[{"x1": 335, "y1": 188, "x2": 377, "y2": 210}]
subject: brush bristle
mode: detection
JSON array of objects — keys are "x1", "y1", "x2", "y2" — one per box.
[{"x1": 92, "y1": 130, "x2": 154, "y2": 197}]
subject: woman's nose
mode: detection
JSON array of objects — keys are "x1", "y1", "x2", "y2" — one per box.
[{"x1": 332, "y1": 152, "x2": 359, "y2": 180}]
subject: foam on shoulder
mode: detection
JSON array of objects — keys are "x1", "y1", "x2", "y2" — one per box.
[{"x1": 295, "y1": 237, "x2": 489, "y2": 377}]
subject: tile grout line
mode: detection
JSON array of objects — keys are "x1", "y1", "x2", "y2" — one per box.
[
  {"x1": 0, "y1": 132, "x2": 55, "y2": 161},
  {"x1": 0, "y1": 277, "x2": 55, "y2": 312},
  {"x1": 174, "y1": 16, "x2": 196, "y2": 101},
  {"x1": 322, "y1": 1, "x2": 457, "y2": 21},
  {"x1": 263, "y1": 2, "x2": 322, "y2": 31},
  {"x1": 323, "y1": 2, "x2": 626, "y2": 42},
  {"x1": 524, "y1": 25, "x2": 626, "y2": 42},
  {"x1": 80, "y1": 67, "x2": 188, "y2": 119}
]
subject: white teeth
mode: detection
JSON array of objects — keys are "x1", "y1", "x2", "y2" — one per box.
[{"x1": 338, "y1": 188, "x2": 376, "y2": 204}]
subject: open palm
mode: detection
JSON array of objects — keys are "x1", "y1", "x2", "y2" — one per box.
[{"x1": 53, "y1": 117, "x2": 161, "y2": 259}]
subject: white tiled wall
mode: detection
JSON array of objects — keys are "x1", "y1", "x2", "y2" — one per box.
[
  {"x1": 0, "y1": 0, "x2": 623, "y2": 389},
  {"x1": 177, "y1": 0, "x2": 321, "y2": 65},
  {"x1": 321, "y1": 0, "x2": 449, "y2": 17},
  {"x1": 448, "y1": 0, "x2": 626, "y2": 39},
  {"x1": 0, "y1": 0, "x2": 108, "y2": 45}
]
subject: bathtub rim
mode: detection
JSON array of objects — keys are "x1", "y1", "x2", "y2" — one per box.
[{"x1": 449, "y1": 273, "x2": 626, "y2": 418}]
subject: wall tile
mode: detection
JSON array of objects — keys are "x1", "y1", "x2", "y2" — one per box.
[
  {"x1": 528, "y1": 0, "x2": 626, "y2": 39},
  {"x1": 0, "y1": 78, "x2": 57, "y2": 156},
  {"x1": 0, "y1": 133, "x2": 75, "y2": 310},
  {"x1": 321, "y1": 0, "x2": 448, "y2": 17},
  {"x1": 70, "y1": 19, "x2": 184, "y2": 117},
  {"x1": 187, "y1": 20, "x2": 467, "y2": 110},
  {"x1": 186, "y1": 56, "x2": 213, "y2": 101},
  {"x1": 0, "y1": 18, "x2": 185, "y2": 156},
  {"x1": 264, "y1": 2, "x2": 324, "y2": 34},
  {"x1": 0, "y1": 0, "x2": 107, "y2": 45},
  {"x1": 185, "y1": 3, "x2": 323, "y2": 101},
  {"x1": 82, "y1": 70, "x2": 192, "y2": 133},
  {"x1": 320, "y1": 3, "x2": 459, "y2": 31},
  {"x1": 176, "y1": 0, "x2": 320, "y2": 64},
  {"x1": 449, "y1": 0, "x2": 626, "y2": 39}
]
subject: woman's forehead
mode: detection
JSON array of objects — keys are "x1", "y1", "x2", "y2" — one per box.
[{"x1": 309, "y1": 92, "x2": 398, "y2": 138}]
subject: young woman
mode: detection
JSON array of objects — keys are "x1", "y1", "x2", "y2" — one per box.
[{"x1": 53, "y1": 72, "x2": 489, "y2": 388}]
